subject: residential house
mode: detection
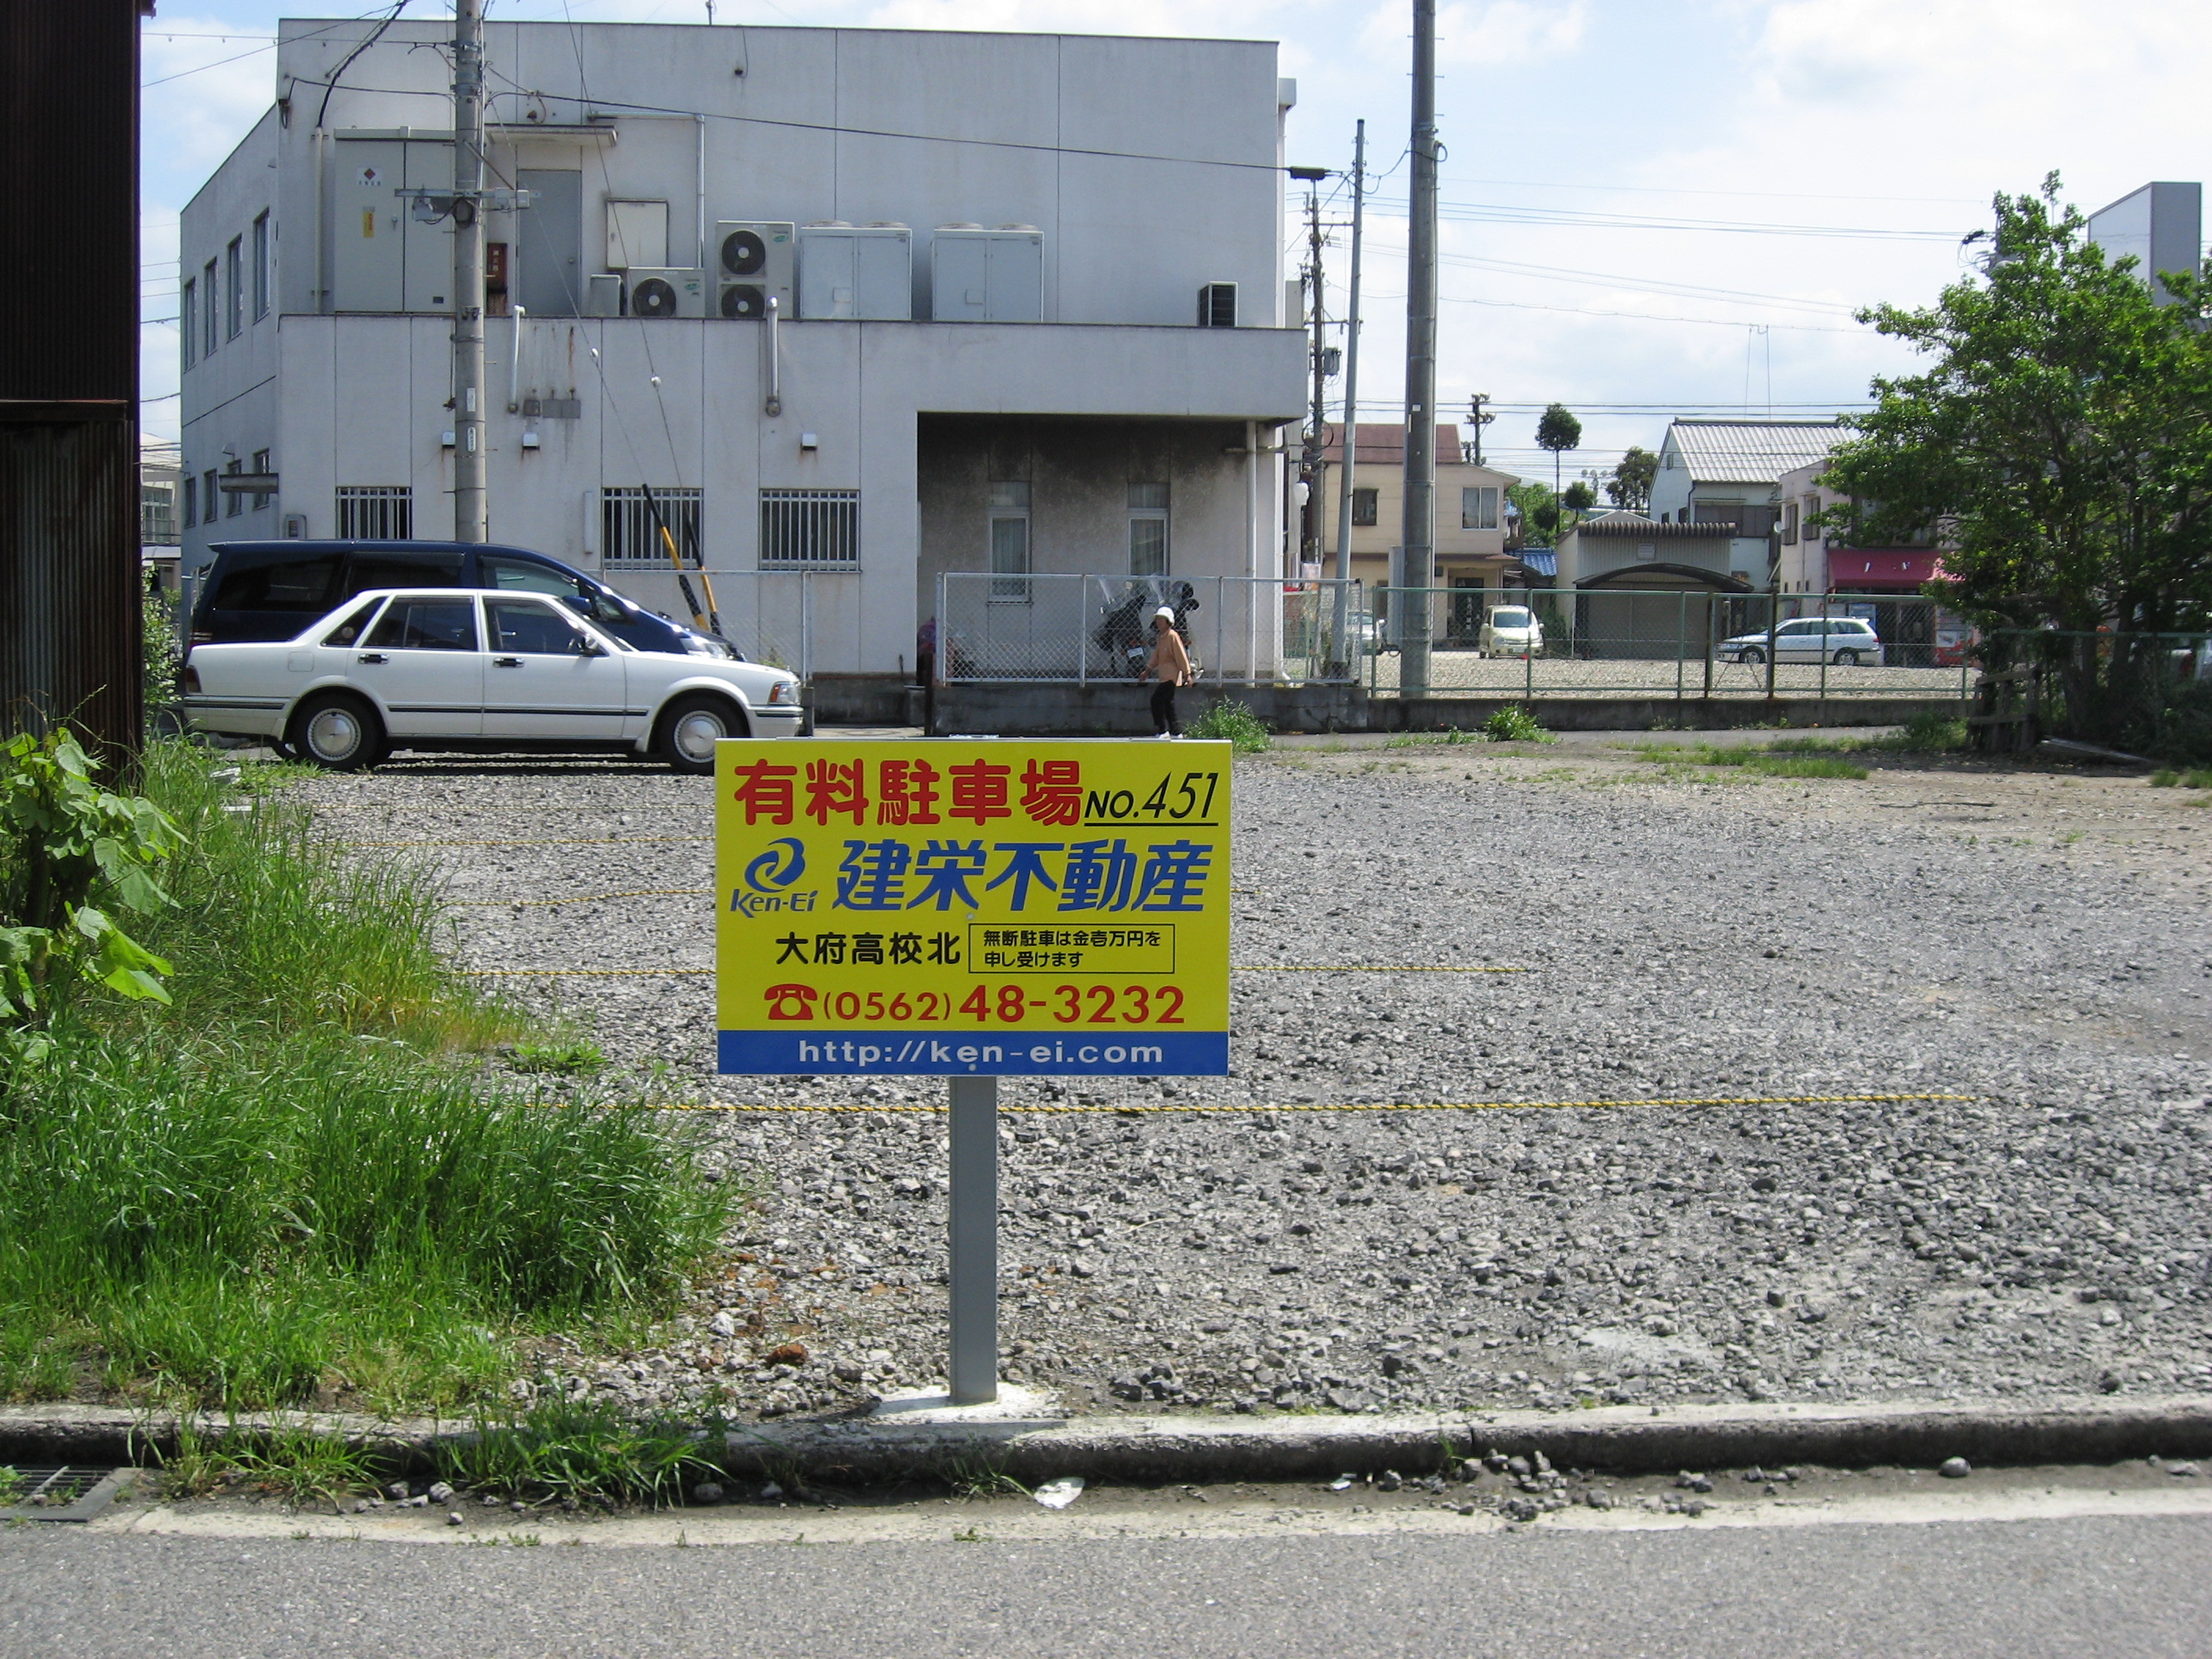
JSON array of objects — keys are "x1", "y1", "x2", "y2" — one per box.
[
  {"x1": 179, "y1": 19, "x2": 1306, "y2": 683},
  {"x1": 1308, "y1": 422, "x2": 1518, "y2": 641},
  {"x1": 1775, "y1": 458, "x2": 1953, "y2": 662},
  {"x1": 1646, "y1": 416, "x2": 1844, "y2": 585}
]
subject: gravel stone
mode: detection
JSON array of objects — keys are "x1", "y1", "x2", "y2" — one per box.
[
  {"x1": 292, "y1": 745, "x2": 2212, "y2": 1422},
  {"x1": 1939, "y1": 1456, "x2": 1972, "y2": 1479}
]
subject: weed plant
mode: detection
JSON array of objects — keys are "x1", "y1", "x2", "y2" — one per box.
[
  {"x1": 434, "y1": 1400, "x2": 723, "y2": 1507},
  {"x1": 2149, "y1": 767, "x2": 2212, "y2": 789},
  {"x1": 1186, "y1": 698, "x2": 1273, "y2": 753},
  {"x1": 1480, "y1": 706, "x2": 1555, "y2": 744},
  {"x1": 1636, "y1": 742, "x2": 1870, "y2": 781},
  {"x1": 0, "y1": 742, "x2": 732, "y2": 1411}
]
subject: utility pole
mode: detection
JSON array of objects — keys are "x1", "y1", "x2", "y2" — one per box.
[
  {"x1": 1467, "y1": 393, "x2": 1493, "y2": 466},
  {"x1": 1304, "y1": 178, "x2": 1328, "y2": 573},
  {"x1": 1331, "y1": 119, "x2": 1367, "y2": 667},
  {"x1": 1398, "y1": 0, "x2": 1439, "y2": 693},
  {"x1": 452, "y1": 0, "x2": 489, "y2": 542}
]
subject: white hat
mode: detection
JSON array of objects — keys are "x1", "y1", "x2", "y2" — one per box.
[{"x1": 1153, "y1": 606, "x2": 1176, "y2": 622}]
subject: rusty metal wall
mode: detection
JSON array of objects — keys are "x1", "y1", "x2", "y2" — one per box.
[{"x1": 0, "y1": 0, "x2": 145, "y2": 758}]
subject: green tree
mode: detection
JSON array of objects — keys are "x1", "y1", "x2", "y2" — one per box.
[
  {"x1": 1825, "y1": 176, "x2": 2212, "y2": 634},
  {"x1": 1507, "y1": 481, "x2": 1555, "y2": 548},
  {"x1": 1605, "y1": 445, "x2": 1658, "y2": 512},
  {"x1": 1822, "y1": 175, "x2": 2212, "y2": 750},
  {"x1": 1535, "y1": 404, "x2": 1583, "y2": 515}
]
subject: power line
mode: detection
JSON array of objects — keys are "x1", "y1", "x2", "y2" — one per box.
[{"x1": 1365, "y1": 196, "x2": 1965, "y2": 242}]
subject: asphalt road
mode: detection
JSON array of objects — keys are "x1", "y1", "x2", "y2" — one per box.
[{"x1": 5, "y1": 1513, "x2": 2207, "y2": 1658}]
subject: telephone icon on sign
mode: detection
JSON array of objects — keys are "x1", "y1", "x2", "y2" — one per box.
[{"x1": 764, "y1": 983, "x2": 818, "y2": 1021}]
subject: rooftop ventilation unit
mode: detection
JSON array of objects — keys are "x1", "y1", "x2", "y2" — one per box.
[
  {"x1": 584, "y1": 273, "x2": 624, "y2": 317},
  {"x1": 798, "y1": 222, "x2": 912, "y2": 320},
  {"x1": 715, "y1": 220, "x2": 794, "y2": 320},
  {"x1": 1196, "y1": 281, "x2": 1237, "y2": 328},
  {"x1": 625, "y1": 268, "x2": 706, "y2": 318}
]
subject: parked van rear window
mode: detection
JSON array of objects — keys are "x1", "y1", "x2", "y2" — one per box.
[
  {"x1": 211, "y1": 554, "x2": 342, "y2": 613},
  {"x1": 348, "y1": 548, "x2": 467, "y2": 591}
]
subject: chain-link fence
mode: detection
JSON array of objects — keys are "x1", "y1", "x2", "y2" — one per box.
[
  {"x1": 602, "y1": 567, "x2": 865, "y2": 679},
  {"x1": 1364, "y1": 588, "x2": 1976, "y2": 703},
  {"x1": 936, "y1": 574, "x2": 1365, "y2": 684},
  {"x1": 1976, "y1": 629, "x2": 2212, "y2": 760}
]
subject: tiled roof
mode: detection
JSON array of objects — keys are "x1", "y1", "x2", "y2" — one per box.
[
  {"x1": 1664, "y1": 418, "x2": 1844, "y2": 484},
  {"x1": 1317, "y1": 422, "x2": 1463, "y2": 466}
]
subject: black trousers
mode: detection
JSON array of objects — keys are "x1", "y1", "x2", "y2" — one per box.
[{"x1": 1148, "y1": 679, "x2": 1180, "y2": 735}]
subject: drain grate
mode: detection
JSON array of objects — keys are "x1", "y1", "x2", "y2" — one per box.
[{"x1": 0, "y1": 1466, "x2": 135, "y2": 1522}]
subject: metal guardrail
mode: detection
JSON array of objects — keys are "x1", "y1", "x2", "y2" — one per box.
[
  {"x1": 936, "y1": 573, "x2": 1367, "y2": 685},
  {"x1": 1366, "y1": 588, "x2": 1976, "y2": 703}
]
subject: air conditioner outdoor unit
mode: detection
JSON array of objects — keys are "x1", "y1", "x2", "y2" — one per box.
[
  {"x1": 1196, "y1": 280, "x2": 1238, "y2": 328},
  {"x1": 584, "y1": 273, "x2": 624, "y2": 317},
  {"x1": 797, "y1": 222, "x2": 912, "y2": 320},
  {"x1": 715, "y1": 220, "x2": 794, "y2": 320},
  {"x1": 930, "y1": 224, "x2": 1043, "y2": 322},
  {"x1": 625, "y1": 267, "x2": 708, "y2": 319}
]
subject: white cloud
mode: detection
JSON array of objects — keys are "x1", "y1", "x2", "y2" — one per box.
[{"x1": 1437, "y1": 0, "x2": 1587, "y2": 65}]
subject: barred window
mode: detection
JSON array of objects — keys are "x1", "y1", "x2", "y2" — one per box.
[
  {"x1": 760, "y1": 487, "x2": 859, "y2": 569},
  {"x1": 1352, "y1": 487, "x2": 1378, "y2": 527},
  {"x1": 1127, "y1": 482, "x2": 1168, "y2": 577},
  {"x1": 251, "y1": 448, "x2": 273, "y2": 511},
  {"x1": 181, "y1": 475, "x2": 196, "y2": 529},
  {"x1": 602, "y1": 486, "x2": 704, "y2": 567},
  {"x1": 335, "y1": 485, "x2": 413, "y2": 540}
]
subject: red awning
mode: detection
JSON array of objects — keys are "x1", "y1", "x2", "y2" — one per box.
[{"x1": 1828, "y1": 549, "x2": 1938, "y2": 588}]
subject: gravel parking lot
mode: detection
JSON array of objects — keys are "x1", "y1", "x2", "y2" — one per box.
[{"x1": 298, "y1": 739, "x2": 2212, "y2": 1424}]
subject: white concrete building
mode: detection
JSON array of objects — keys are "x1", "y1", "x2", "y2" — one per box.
[{"x1": 179, "y1": 18, "x2": 1306, "y2": 690}]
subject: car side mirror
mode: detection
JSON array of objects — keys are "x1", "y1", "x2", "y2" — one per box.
[{"x1": 571, "y1": 635, "x2": 604, "y2": 657}]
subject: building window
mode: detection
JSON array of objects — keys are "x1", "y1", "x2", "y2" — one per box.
[
  {"x1": 600, "y1": 486, "x2": 705, "y2": 567},
  {"x1": 985, "y1": 481, "x2": 1030, "y2": 600},
  {"x1": 223, "y1": 459, "x2": 243, "y2": 517},
  {"x1": 202, "y1": 470, "x2": 217, "y2": 526},
  {"x1": 1459, "y1": 485, "x2": 1498, "y2": 530},
  {"x1": 1802, "y1": 494, "x2": 1822, "y2": 540},
  {"x1": 181, "y1": 279, "x2": 196, "y2": 368},
  {"x1": 182, "y1": 474, "x2": 196, "y2": 529},
  {"x1": 1351, "y1": 487, "x2": 1378, "y2": 527},
  {"x1": 143, "y1": 482, "x2": 176, "y2": 545},
  {"x1": 759, "y1": 489, "x2": 857, "y2": 569},
  {"x1": 251, "y1": 448, "x2": 273, "y2": 511},
  {"x1": 225, "y1": 238, "x2": 244, "y2": 339},
  {"x1": 203, "y1": 260, "x2": 218, "y2": 356},
  {"x1": 335, "y1": 485, "x2": 414, "y2": 540},
  {"x1": 252, "y1": 211, "x2": 270, "y2": 319},
  {"x1": 1781, "y1": 501, "x2": 1798, "y2": 544},
  {"x1": 1127, "y1": 482, "x2": 1168, "y2": 577}
]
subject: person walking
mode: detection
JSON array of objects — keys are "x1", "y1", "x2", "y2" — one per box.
[{"x1": 1146, "y1": 606, "x2": 1192, "y2": 737}]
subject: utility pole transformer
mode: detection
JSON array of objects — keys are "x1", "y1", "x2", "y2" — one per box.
[
  {"x1": 1398, "y1": 0, "x2": 1439, "y2": 694},
  {"x1": 1330, "y1": 120, "x2": 1366, "y2": 666},
  {"x1": 452, "y1": 0, "x2": 489, "y2": 543}
]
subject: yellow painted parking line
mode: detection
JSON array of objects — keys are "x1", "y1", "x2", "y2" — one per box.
[{"x1": 565, "y1": 1092, "x2": 1976, "y2": 1115}]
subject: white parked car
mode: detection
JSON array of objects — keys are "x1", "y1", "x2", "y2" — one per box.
[
  {"x1": 181, "y1": 588, "x2": 803, "y2": 773},
  {"x1": 1717, "y1": 616, "x2": 1886, "y2": 667},
  {"x1": 1477, "y1": 606, "x2": 1544, "y2": 657}
]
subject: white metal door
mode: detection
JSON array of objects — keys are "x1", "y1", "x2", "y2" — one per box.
[{"x1": 479, "y1": 596, "x2": 631, "y2": 740}]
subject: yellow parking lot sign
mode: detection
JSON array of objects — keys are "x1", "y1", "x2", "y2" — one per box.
[{"x1": 716, "y1": 739, "x2": 1232, "y2": 1076}]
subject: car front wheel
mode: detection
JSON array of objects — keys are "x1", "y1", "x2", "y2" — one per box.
[
  {"x1": 658, "y1": 692, "x2": 748, "y2": 775},
  {"x1": 289, "y1": 690, "x2": 386, "y2": 771},
  {"x1": 1738, "y1": 646, "x2": 1765, "y2": 665}
]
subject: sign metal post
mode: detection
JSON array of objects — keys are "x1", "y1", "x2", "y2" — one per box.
[{"x1": 947, "y1": 1073, "x2": 999, "y2": 1403}]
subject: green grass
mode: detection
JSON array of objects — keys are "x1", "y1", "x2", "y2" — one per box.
[
  {"x1": 1385, "y1": 727, "x2": 1484, "y2": 748},
  {"x1": 2149, "y1": 767, "x2": 2212, "y2": 789},
  {"x1": 0, "y1": 741, "x2": 733, "y2": 1412},
  {"x1": 1634, "y1": 742, "x2": 1870, "y2": 782},
  {"x1": 506, "y1": 1038, "x2": 608, "y2": 1076},
  {"x1": 1186, "y1": 698, "x2": 1273, "y2": 753},
  {"x1": 1480, "y1": 705, "x2": 1556, "y2": 745},
  {"x1": 433, "y1": 1400, "x2": 724, "y2": 1507},
  {"x1": 156, "y1": 1415, "x2": 383, "y2": 1508}
]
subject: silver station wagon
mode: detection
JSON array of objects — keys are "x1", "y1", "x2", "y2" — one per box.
[{"x1": 181, "y1": 588, "x2": 803, "y2": 773}]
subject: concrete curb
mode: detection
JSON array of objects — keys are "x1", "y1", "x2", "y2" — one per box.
[{"x1": 6, "y1": 1395, "x2": 2210, "y2": 1485}]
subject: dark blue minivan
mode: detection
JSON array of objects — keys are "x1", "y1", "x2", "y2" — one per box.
[{"x1": 188, "y1": 540, "x2": 737, "y2": 660}]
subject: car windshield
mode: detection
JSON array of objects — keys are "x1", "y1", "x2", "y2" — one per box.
[{"x1": 1492, "y1": 610, "x2": 1531, "y2": 627}]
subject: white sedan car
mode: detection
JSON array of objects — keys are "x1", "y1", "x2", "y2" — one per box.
[
  {"x1": 1717, "y1": 616, "x2": 1887, "y2": 667},
  {"x1": 181, "y1": 588, "x2": 802, "y2": 772}
]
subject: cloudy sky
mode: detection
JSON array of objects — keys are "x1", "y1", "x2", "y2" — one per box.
[{"x1": 141, "y1": 0, "x2": 2210, "y2": 482}]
